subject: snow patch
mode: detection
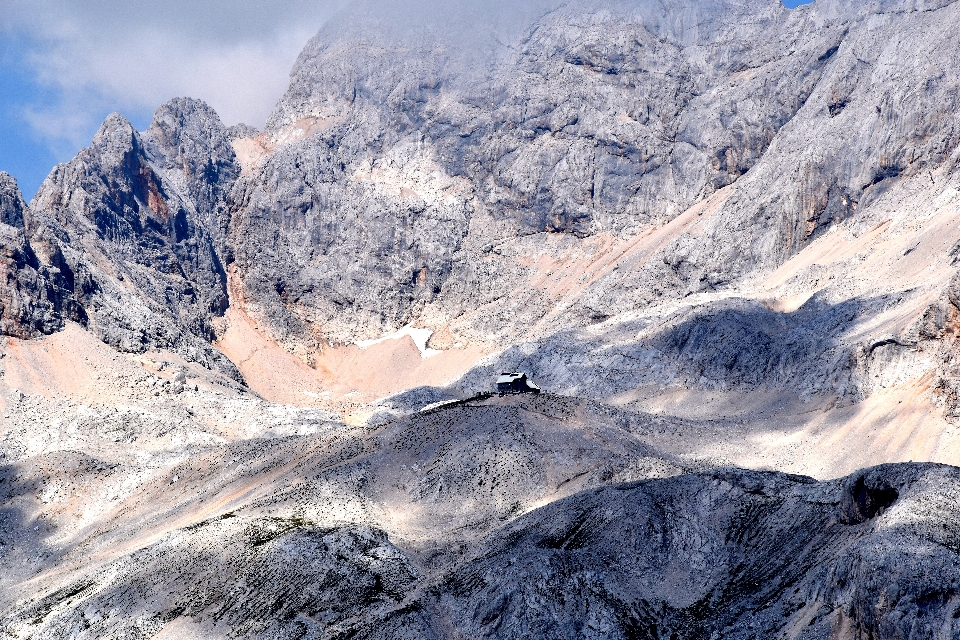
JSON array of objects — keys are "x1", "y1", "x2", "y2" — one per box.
[{"x1": 356, "y1": 325, "x2": 442, "y2": 359}]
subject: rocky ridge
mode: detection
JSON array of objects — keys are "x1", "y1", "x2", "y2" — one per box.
[
  {"x1": 2, "y1": 0, "x2": 960, "y2": 638},
  {"x1": 3, "y1": 0, "x2": 960, "y2": 412},
  {"x1": 1, "y1": 389, "x2": 958, "y2": 638},
  {"x1": 0, "y1": 101, "x2": 239, "y2": 378}
]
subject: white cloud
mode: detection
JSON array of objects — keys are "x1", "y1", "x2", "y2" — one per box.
[{"x1": 0, "y1": 0, "x2": 349, "y2": 148}]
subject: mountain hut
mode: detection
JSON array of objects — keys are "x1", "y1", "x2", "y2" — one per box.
[{"x1": 496, "y1": 372, "x2": 541, "y2": 394}]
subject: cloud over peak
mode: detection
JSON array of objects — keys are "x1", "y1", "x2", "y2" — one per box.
[{"x1": 1, "y1": 1, "x2": 347, "y2": 149}]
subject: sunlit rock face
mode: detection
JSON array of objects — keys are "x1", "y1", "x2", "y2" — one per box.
[
  {"x1": 22, "y1": 104, "x2": 241, "y2": 376},
  {"x1": 3, "y1": 1, "x2": 960, "y2": 638},
  {"x1": 225, "y1": 0, "x2": 960, "y2": 415},
  {"x1": 8, "y1": 0, "x2": 960, "y2": 404}
]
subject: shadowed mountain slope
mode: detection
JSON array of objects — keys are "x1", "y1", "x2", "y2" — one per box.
[{"x1": 1, "y1": 392, "x2": 957, "y2": 639}]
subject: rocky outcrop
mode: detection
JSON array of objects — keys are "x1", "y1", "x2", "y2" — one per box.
[
  {"x1": 232, "y1": 0, "x2": 832, "y2": 343},
  {"x1": 0, "y1": 173, "x2": 81, "y2": 339},
  {"x1": 141, "y1": 97, "x2": 241, "y2": 259},
  {"x1": 26, "y1": 104, "x2": 240, "y2": 377},
  {"x1": 0, "y1": 173, "x2": 25, "y2": 228},
  {"x1": 363, "y1": 463, "x2": 960, "y2": 640}
]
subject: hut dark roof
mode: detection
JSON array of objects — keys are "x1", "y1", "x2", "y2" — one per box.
[{"x1": 496, "y1": 372, "x2": 541, "y2": 393}]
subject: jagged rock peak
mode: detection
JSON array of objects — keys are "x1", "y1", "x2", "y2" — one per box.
[
  {"x1": 141, "y1": 97, "x2": 239, "y2": 256},
  {"x1": 148, "y1": 97, "x2": 221, "y2": 132},
  {"x1": 144, "y1": 97, "x2": 236, "y2": 171},
  {"x1": 0, "y1": 172, "x2": 26, "y2": 228},
  {"x1": 90, "y1": 112, "x2": 140, "y2": 160},
  {"x1": 225, "y1": 123, "x2": 259, "y2": 141},
  {"x1": 25, "y1": 104, "x2": 239, "y2": 378}
]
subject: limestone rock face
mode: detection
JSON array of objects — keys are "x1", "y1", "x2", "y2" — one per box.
[
  {"x1": 0, "y1": 173, "x2": 25, "y2": 228},
  {"x1": 4, "y1": 4, "x2": 960, "y2": 638},
  {"x1": 0, "y1": 173, "x2": 81, "y2": 338},
  {"x1": 27, "y1": 106, "x2": 240, "y2": 376},
  {"x1": 141, "y1": 97, "x2": 240, "y2": 258},
  {"x1": 232, "y1": 0, "x2": 832, "y2": 343},
  {"x1": 221, "y1": 0, "x2": 960, "y2": 411},
  {"x1": 0, "y1": 225, "x2": 63, "y2": 339},
  {"x1": 7, "y1": 0, "x2": 960, "y2": 404}
]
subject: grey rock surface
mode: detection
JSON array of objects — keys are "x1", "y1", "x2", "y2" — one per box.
[
  {"x1": 26, "y1": 104, "x2": 240, "y2": 377},
  {"x1": 235, "y1": 0, "x2": 811, "y2": 341},
  {"x1": 454, "y1": 290, "x2": 924, "y2": 404},
  {"x1": 0, "y1": 223, "x2": 70, "y2": 339},
  {"x1": 359, "y1": 463, "x2": 960, "y2": 640},
  {"x1": 0, "y1": 173, "x2": 82, "y2": 338},
  {"x1": 0, "y1": 173, "x2": 25, "y2": 228},
  {"x1": 141, "y1": 97, "x2": 240, "y2": 260},
  {"x1": 202, "y1": 0, "x2": 960, "y2": 421},
  {"x1": 2, "y1": 1, "x2": 960, "y2": 638},
  {"x1": 1, "y1": 391, "x2": 957, "y2": 640},
  {"x1": 3, "y1": 0, "x2": 959, "y2": 407}
]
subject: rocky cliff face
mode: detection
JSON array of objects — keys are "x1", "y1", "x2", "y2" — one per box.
[
  {"x1": 3, "y1": 0, "x2": 959, "y2": 406},
  {"x1": 231, "y1": 0, "x2": 825, "y2": 343},
  {"x1": 220, "y1": 0, "x2": 960, "y2": 413},
  {"x1": 3, "y1": 1, "x2": 960, "y2": 638},
  {"x1": 0, "y1": 173, "x2": 81, "y2": 339},
  {"x1": 17, "y1": 102, "x2": 241, "y2": 377},
  {"x1": 0, "y1": 173, "x2": 25, "y2": 229}
]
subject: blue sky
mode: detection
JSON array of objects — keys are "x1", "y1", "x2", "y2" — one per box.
[
  {"x1": 0, "y1": 1, "x2": 344, "y2": 200},
  {"x1": 0, "y1": 0, "x2": 814, "y2": 201},
  {"x1": 0, "y1": 35, "x2": 153, "y2": 201}
]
